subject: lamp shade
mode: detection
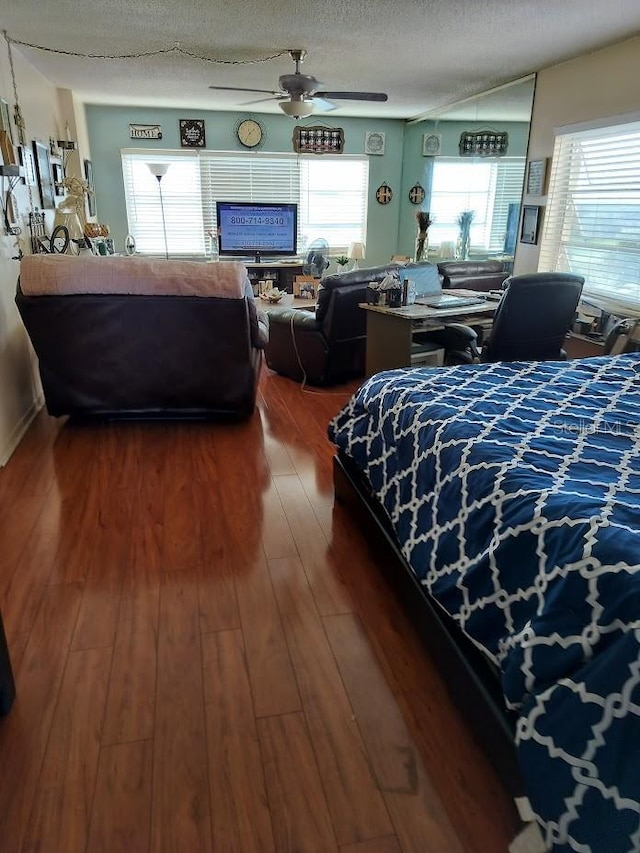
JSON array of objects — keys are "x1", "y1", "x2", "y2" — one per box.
[
  {"x1": 348, "y1": 241, "x2": 365, "y2": 261},
  {"x1": 147, "y1": 162, "x2": 170, "y2": 179},
  {"x1": 279, "y1": 99, "x2": 314, "y2": 119}
]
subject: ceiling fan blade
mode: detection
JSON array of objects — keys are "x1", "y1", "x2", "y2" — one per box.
[
  {"x1": 240, "y1": 95, "x2": 285, "y2": 106},
  {"x1": 312, "y1": 97, "x2": 338, "y2": 112},
  {"x1": 209, "y1": 85, "x2": 280, "y2": 96},
  {"x1": 315, "y1": 91, "x2": 388, "y2": 102}
]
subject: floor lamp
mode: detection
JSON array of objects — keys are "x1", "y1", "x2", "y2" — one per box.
[{"x1": 147, "y1": 163, "x2": 170, "y2": 259}]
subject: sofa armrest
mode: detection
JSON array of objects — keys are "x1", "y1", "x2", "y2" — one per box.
[{"x1": 266, "y1": 306, "x2": 320, "y2": 331}]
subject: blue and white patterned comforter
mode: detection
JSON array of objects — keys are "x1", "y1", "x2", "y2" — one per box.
[{"x1": 329, "y1": 355, "x2": 640, "y2": 852}]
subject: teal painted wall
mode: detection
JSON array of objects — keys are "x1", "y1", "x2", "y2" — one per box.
[
  {"x1": 86, "y1": 105, "x2": 405, "y2": 268},
  {"x1": 85, "y1": 105, "x2": 530, "y2": 266},
  {"x1": 398, "y1": 120, "x2": 531, "y2": 258}
]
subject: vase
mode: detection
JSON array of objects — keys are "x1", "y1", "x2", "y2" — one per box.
[{"x1": 415, "y1": 231, "x2": 428, "y2": 262}]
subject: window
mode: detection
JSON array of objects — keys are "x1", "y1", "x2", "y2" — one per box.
[
  {"x1": 121, "y1": 151, "x2": 204, "y2": 257},
  {"x1": 429, "y1": 157, "x2": 526, "y2": 254},
  {"x1": 538, "y1": 119, "x2": 640, "y2": 313},
  {"x1": 122, "y1": 150, "x2": 369, "y2": 257}
]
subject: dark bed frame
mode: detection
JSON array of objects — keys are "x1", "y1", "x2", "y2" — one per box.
[
  {"x1": 334, "y1": 451, "x2": 524, "y2": 798},
  {"x1": 0, "y1": 611, "x2": 16, "y2": 716}
]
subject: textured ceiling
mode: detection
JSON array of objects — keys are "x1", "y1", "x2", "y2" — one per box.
[{"x1": 1, "y1": 0, "x2": 639, "y2": 120}]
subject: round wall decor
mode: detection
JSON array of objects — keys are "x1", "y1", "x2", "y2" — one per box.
[
  {"x1": 408, "y1": 183, "x2": 425, "y2": 205},
  {"x1": 375, "y1": 183, "x2": 393, "y2": 205},
  {"x1": 236, "y1": 117, "x2": 265, "y2": 149}
]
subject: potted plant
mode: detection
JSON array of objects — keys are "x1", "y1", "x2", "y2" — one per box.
[{"x1": 335, "y1": 255, "x2": 350, "y2": 271}]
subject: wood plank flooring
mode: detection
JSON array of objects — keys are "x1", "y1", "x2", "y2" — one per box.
[{"x1": 0, "y1": 366, "x2": 520, "y2": 851}]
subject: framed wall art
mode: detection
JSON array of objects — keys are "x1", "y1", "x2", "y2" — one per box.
[
  {"x1": 364, "y1": 131, "x2": 385, "y2": 155},
  {"x1": 18, "y1": 144, "x2": 37, "y2": 187},
  {"x1": 526, "y1": 158, "x2": 548, "y2": 196},
  {"x1": 179, "y1": 119, "x2": 206, "y2": 148},
  {"x1": 84, "y1": 159, "x2": 96, "y2": 217},
  {"x1": 33, "y1": 139, "x2": 55, "y2": 209},
  {"x1": 293, "y1": 126, "x2": 344, "y2": 155},
  {"x1": 520, "y1": 205, "x2": 542, "y2": 245}
]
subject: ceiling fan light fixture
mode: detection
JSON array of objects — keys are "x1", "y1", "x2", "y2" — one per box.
[{"x1": 279, "y1": 99, "x2": 314, "y2": 119}]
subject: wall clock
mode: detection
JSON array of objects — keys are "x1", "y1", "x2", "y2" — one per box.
[
  {"x1": 364, "y1": 131, "x2": 385, "y2": 155},
  {"x1": 375, "y1": 183, "x2": 393, "y2": 205},
  {"x1": 236, "y1": 117, "x2": 265, "y2": 149},
  {"x1": 179, "y1": 119, "x2": 206, "y2": 148}
]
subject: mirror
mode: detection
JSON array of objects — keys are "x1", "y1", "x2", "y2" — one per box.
[{"x1": 401, "y1": 76, "x2": 536, "y2": 267}]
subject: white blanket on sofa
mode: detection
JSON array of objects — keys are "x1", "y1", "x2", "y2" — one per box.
[{"x1": 20, "y1": 256, "x2": 248, "y2": 299}]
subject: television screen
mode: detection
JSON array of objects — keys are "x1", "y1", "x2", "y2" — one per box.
[{"x1": 216, "y1": 201, "x2": 298, "y2": 263}]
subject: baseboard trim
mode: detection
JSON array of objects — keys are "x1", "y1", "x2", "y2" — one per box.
[{"x1": 0, "y1": 394, "x2": 44, "y2": 468}]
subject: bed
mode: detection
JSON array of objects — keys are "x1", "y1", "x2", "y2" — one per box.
[{"x1": 328, "y1": 354, "x2": 640, "y2": 852}]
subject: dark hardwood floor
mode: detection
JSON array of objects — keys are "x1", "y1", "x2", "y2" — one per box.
[{"x1": 0, "y1": 367, "x2": 519, "y2": 852}]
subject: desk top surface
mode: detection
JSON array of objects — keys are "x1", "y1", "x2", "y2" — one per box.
[{"x1": 360, "y1": 292, "x2": 498, "y2": 322}]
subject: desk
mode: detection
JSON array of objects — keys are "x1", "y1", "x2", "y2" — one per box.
[{"x1": 362, "y1": 296, "x2": 497, "y2": 376}]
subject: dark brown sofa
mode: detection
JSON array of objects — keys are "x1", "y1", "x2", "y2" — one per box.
[
  {"x1": 438, "y1": 260, "x2": 509, "y2": 292},
  {"x1": 16, "y1": 256, "x2": 268, "y2": 419}
]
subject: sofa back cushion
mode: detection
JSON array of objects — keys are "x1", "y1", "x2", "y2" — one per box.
[{"x1": 20, "y1": 255, "x2": 248, "y2": 299}]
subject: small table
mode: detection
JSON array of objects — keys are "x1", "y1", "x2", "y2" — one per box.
[
  {"x1": 361, "y1": 293, "x2": 497, "y2": 376},
  {"x1": 258, "y1": 294, "x2": 316, "y2": 313}
]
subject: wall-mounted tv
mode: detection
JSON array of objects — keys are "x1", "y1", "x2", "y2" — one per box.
[{"x1": 216, "y1": 201, "x2": 298, "y2": 263}]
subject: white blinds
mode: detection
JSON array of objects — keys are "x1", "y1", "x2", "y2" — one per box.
[
  {"x1": 429, "y1": 158, "x2": 526, "y2": 253},
  {"x1": 199, "y1": 152, "x2": 301, "y2": 246},
  {"x1": 121, "y1": 150, "x2": 205, "y2": 256},
  {"x1": 121, "y1": 150, "x2": 369, "y2": 257},
  {"x1": 538, "y1": 121, "x2": 640, "y2": 313}
]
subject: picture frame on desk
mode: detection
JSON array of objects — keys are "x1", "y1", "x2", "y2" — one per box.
[{"x1": 293, "y1": 275, "x2": 318, "y2": 300}]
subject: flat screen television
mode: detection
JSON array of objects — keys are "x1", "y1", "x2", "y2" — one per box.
[{"x1": 216, "y1": 201, "x2": 298, "y2": 263}]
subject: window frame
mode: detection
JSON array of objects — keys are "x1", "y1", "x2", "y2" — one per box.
[{"x1": 121, "y1": 149, "x2": 369, "y2": 259}]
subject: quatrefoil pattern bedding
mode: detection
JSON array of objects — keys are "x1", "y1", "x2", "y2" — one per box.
[{"x1": 329, "y1": 355, "x2": 640, "y2": 852}]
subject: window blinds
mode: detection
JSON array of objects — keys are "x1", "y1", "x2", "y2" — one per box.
[
  {"x1": 538, "y1": 121, "x2": 640, "y2": 313},
  {"x1": 121, "y1": 150, "x2": 369, "y2": 257},
  {"x1": 121, "y1": 150, "x2": 204, "y2": 256},
  {"x1": 429, "y1": 158, "x2": 526, "y2": 253}
]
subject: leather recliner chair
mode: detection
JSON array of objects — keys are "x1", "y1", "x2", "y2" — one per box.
[
  {"x1": 265, "y1": 263, "x2": 435, "y2": 385},
  {"x1": 427, "y1": 272, "x2": 585, "y2": 365}
]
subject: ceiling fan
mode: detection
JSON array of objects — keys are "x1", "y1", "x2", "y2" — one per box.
[{"x1": 209, "y1": 49, "x2": 388, "y2": 119}]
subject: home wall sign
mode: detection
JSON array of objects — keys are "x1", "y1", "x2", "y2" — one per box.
[
  {"x1": 375, "y1": 183, "x2": 393, "y2": 205},
  {"x1": 459, "y1": 130, "x2": 508, "y2": 157},
  {"x1": 408, "y1": 183, "x2": 425, "y2": 205},
  {"x1": 293, "y1": 126, "x2": 344, "y2": 155},
  {"x1": 129, "y1": 124, "x2": 163, "y2": 140}
]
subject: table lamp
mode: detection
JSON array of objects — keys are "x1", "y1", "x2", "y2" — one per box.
[
  {"x1": 147, "y1": 162, "x2": 170, "y2": 259},
  {"x1": 348, "y1": 241, "x2": 365, "y2": 271}
]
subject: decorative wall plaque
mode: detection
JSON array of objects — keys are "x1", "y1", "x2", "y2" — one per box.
[
  {"x1": 129, "y1": 124, "x2": 163, "y2": 140},
  {"x1": 364, "y1": 131, "x2": 385, "y2": 155},
  {"x1": 459, "y1": 130, "x2": 508, "y2": 157},
  {"x1": 408, "y1": 183, "x2": 425, "y2": 205},
  {"x1": 375, "y1": 183, "x2": 393, "y2": 205},
  {"x1": 293, "y1": 126, "x2": 344, "y2": 155},
  {"x1": 179, "y1": 119, "x2": 206, "y2": 148}
]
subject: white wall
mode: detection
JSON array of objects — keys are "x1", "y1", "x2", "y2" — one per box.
[
  {"x1": 0, "y1": 43, "x2": 65, "y2": 465},
  {"x1": 514, "y1": 35, "x2": 640, "y2": 274}
]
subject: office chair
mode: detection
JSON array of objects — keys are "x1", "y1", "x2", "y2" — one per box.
[{"x1": 428, "y1": 272, "x2": 585, "y2": 365}]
